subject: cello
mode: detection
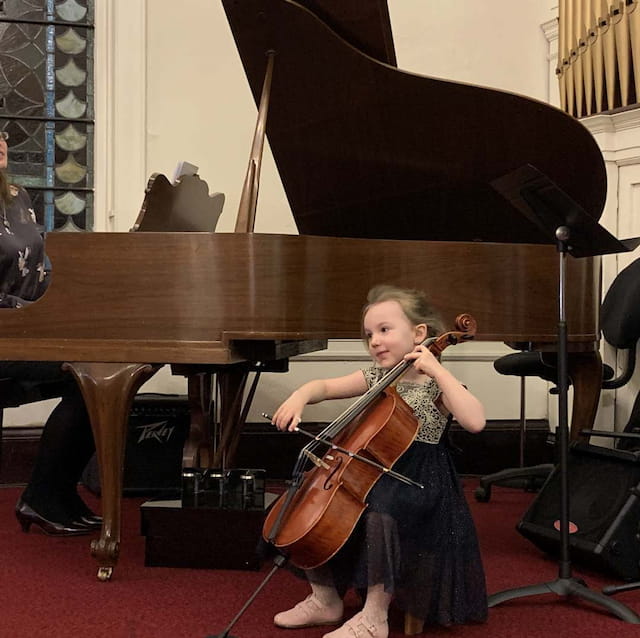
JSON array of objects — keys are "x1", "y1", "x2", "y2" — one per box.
[{"x1": 262, "y1": 313, "x2": 478, "y2": 569}]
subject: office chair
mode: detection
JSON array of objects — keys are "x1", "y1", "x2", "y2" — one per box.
[{"x1": 473, "y1": 355, "x2": 558, "y2": 502}]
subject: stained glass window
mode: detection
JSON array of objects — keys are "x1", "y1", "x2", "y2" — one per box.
[{"x1": 0, "y1": 0, "x2": 94, "y2": 231}]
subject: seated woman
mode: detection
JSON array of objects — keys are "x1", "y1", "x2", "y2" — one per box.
[{"x1": 0, "y1": 130, "x2": 99, "y2": 535}]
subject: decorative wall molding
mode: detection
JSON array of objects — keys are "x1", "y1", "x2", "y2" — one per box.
[
  {"x1": 585, "y1": 109, "x2": 640, "y2": 135},
  {"x1": 541, "y1": 17, "x2": 559, "y2": 106},
  {"x1": 581, "y1": 112, "x2": 640, "y2": 172},
  {"x1": 94, "y1": 0, "x2": 148, "y2": 232}
]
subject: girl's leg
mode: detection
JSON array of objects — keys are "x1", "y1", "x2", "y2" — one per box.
[
  {"x1": 273, "y1": 566, "x2": 343, "y2": 628},
  {"x1": 362, "y1": 583, "x2": 392, "y2": 623},
  {"x1": 322, "y1": 584, "x2": 390, "y2": 638},
  {"x1": 307, "y1": 565, "x2": 342, "y2": 606}
]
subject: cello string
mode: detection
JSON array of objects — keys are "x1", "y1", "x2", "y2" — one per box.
[
  {"x1": 318, "y1": 335, "x2": 438, "y2": 440},
  {"x1": 261, "y1": 414, "x2": 423, "y2": 488},
  {"x1": 264, "y1": 336, "x2": 439, "y2": 486},
  {"x1": 294, "y1": 425, "x2": 424, "y2": 487}
]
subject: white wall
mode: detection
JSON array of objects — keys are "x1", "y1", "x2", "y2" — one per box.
[{"x1": 390, "y1": 1, "x2": 555, "y2": 100}]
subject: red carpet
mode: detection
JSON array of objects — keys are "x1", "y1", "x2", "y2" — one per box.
[{"x1": 0, "y1": 481, "x2": 639, "y2": 638}]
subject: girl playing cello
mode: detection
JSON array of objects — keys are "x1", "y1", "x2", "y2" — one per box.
[{"x1": 270, "y1": 285, "x2": 488, "y2": 637}]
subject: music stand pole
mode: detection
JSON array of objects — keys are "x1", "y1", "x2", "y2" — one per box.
[
  {"x1": 487, "y1": 166, "x2": 640, "y2": 623},
  {"x1": 556, "y1": 227, "x2": 572, "y2": 581}
]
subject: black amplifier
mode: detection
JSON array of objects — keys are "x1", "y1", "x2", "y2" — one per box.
[
  {"x1": 82, "y1": 393, "x2": 190, "y2": 496},
  {"x1": 141, "y1": 492, "x2": 277, "y2": 570}
]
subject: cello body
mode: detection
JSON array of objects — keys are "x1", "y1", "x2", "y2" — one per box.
[{"x1": 263, "y1": 385, "x2": 419, "y2": 569}]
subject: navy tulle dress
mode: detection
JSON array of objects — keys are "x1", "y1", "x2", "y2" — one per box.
[{"x1": 310, "y1": 366, "x2": 488, "y2": 627}]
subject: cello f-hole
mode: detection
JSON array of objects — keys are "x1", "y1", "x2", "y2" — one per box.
[{"x1": 324, "y1": 456, "x2": 343, "y2": 490}]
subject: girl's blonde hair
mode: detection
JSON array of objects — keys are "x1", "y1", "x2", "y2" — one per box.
[{"x1": 362, "y1": 284, "x2": 445, "y2": 340}]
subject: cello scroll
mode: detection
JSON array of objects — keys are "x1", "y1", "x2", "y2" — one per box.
[{"x1": 426, "y1": 313, "x2": 477, "y2": 358}]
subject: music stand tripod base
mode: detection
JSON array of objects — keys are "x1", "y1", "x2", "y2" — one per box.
[{"x1": 489, "y1": 577, "x2": 640, "y2": 623}]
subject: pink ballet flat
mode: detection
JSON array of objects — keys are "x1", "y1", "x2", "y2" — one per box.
[
  {"x1": 322, "y1": 612, "x2": 389, "y2": 638},
  {"x1": 274, "y1": 594, "x2": 343, "y2": 629}
]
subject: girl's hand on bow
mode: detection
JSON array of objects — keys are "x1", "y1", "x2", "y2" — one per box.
[{"x1": 271, "y1": 395, "x2": 306, "y2": 432}]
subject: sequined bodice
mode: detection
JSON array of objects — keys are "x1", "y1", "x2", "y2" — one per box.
[{"x1": 362, "y1": 367, "x2": 449, "y2": 444}]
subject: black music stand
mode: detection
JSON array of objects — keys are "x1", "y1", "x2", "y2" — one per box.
[{"x1": 488, "y1": 164, "x2": 640, "y2": 623}]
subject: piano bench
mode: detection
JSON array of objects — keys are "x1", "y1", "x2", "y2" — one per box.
[
  {"x1": 0, "y1": 377, "x2": 70, "y2": 467},
  {"x1": 0, "y1": 377, "x2": 69, "y2": 408}
]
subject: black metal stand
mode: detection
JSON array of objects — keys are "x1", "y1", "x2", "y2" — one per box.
[
  {"x1": 488, "y1": 166, "x2": 640, "y2": 623},
  {"x1": 604, "y1": 581, "x2": 640, "y2": 596}
]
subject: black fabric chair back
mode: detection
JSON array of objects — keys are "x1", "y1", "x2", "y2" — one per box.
[{"x1": 601, "y1": 258, "x2": 640, "y2": 349}]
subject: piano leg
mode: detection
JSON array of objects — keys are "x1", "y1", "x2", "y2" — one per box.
[
  {"x1": 171, "y1": 363, "x2": 252, "y2": 469},
  {"x1": 213, "y1": 363, "x2": 252, "y2": 468},
  {"x1": 63, "y1": 361, "x2": 159, "y2": 581},
  {"x1": 181, "y1": 371, "x2": 215, "y2": 468},
  {"x1": 568, "y1": 350, "x2": 603, "y2": 441}
]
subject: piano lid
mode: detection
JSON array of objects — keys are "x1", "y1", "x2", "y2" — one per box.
[
  {"x1": 287, "y1": 0, "x2": 397, "y2": 66},
  {"x1": 223, "y1": 0, "x2": 607, "y2": 245}
]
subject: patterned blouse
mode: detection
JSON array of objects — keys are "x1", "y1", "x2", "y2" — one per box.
[
  {"x1": 362, "y1": 366, "x2": 449, "y2": 444},
  {"x1": 0, "y1": 185, "x2": 48, "y2": 308}
]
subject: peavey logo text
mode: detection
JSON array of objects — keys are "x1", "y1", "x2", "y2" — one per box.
[{"x1": 135, "y1": 420, "x2": 175, "y2": 444}]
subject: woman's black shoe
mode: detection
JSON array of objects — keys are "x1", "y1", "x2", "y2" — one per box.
[
  {"x1": 74, "y1": 514, "x2": 102, "y2": 529},
  {"x1": 65, "y1": 492, "x2": 102, "y2": 528},
  {"x1": 15, "y1": 499, "x2": 92, "y2": 536}
]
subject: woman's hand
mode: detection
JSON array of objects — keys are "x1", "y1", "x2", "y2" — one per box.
[{"x1": 404, "y1": 344, "x2": 442, "y2": 378}]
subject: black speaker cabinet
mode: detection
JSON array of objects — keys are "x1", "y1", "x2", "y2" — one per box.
[
  {"x1": 82, "y1": 393, "x2": 190, "y2": 496},
  {"x1": 518, "y1": 441, "x2": 640, "y2": 580},
  {"x1": 141, "y1": 493, "x2": 278, "y2": 570}
]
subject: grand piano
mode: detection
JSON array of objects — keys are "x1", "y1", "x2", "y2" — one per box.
[{"x1": 0, "y1": 0, "x2": 611, "y2": 579}]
